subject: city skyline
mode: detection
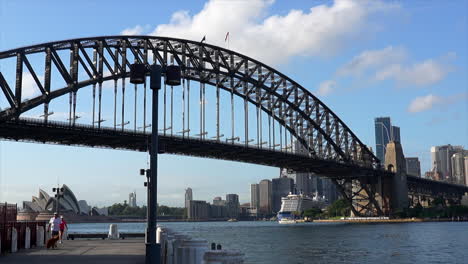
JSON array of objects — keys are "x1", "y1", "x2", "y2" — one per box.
[{"x1": 0, "y1": 0, "x2": 467, "y2": 207}]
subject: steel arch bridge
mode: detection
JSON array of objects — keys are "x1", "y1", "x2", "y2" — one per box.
[{"x1": 0, "y1": 36, "x2": 466, "y2": 216}]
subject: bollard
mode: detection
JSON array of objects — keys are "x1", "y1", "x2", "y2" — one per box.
[
  {"x1": 176, "y1": 239, "x2": 208, "y2": 264},
  {"x1": 172, "y1": 234, "x2": 191, "y2": 264},
  {"x1": 108, "y1": 224, "x2": 119, "y2": 240},
  {"x1": 25, "y1": 227, "x2": 31, "y2": 249},
  {"x1": 203, "y1": 250, "x2": 244, "y2": 264},
  {"x1": 36, "y1": 226, "x2": 45, "y2": 247},
  {"x1": 11, "y1": 227, "x2": 18, "y2": 253}
]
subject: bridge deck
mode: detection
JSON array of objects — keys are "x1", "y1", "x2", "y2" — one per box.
[{"x1": 0, "y1": 118, "x2": 380, "y2": 178}]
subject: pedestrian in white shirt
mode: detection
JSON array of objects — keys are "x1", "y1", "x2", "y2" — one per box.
[{"x1": 48, "y1": 212, "x2": 62, "y2": 238}]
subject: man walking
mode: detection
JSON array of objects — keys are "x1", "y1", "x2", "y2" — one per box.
[{"x1": 48, "y1": 212, "x2": 62, "y2": 238}]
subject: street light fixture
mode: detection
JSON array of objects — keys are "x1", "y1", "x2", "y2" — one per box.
[
  {"x1": 130, "y1": 62, "x2": 181, "y2": 264},
  {"x1": 52, "y1": 186, "x2": 64, "y2": 215}
]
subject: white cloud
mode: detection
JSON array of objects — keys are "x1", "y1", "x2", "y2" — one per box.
[
  {"x1": 338, "y1": 46, "x2": 406, "y2": 76},
  {"x1": 316, "y1": 80, "x2": 336, "y2": 96},
  {"x1": 150, "y1": 0, "x2": 398, "y2": 65},
  {"x1": 407, "y1": 94, "x2": 442, "y2": 113},
  {"x1": 22, "y1": 72, "x2": 43, "y2": 99},
  {"x1": 121, "y1": 25, "x2": 145, "y2": 35},
  {"x1": 336, "y1": 46, "x2": 454, "y2": 87},
  {"x1": 375, "y1": 59, "x2": 451, "y2": 86}
]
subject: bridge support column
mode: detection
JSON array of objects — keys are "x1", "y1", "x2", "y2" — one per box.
[{"x1": 384, "y1": 141, "x2": 409, "y2": 214}]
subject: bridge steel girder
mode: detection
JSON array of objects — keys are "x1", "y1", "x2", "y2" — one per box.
[{"x1": 0, "y1": 36, "x2": 380, "y2": 170}]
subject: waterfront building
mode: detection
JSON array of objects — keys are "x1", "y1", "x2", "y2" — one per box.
[
  {"x1": 78, "y1": 200, "x2": 91, "y2": 215},
  {"x1": 213, "y1": 196, "x2": 226, "y2": 206},
  {"x1": 272, "y1": 177, "x2": 294, "y2": 213},
  {"x1": 451, "y1": 153, "x2": 466, "y2": 185},
  {"x1": 185, "y1": 188, "x2": 193, "y2": 209},
  {"x1": 188, "y1": 200, "x2": 210, "y2": 220},
  {"x1": 226, "y1": 194, "x2": 240, "y2": 219},
  {"x1": 431, "y1": 145, "x2": 465, "y2": 183},
  {"x1": 250, "y1": 184, "x2": 260, "y2": 210},
  {"x1": 465, "y1": 156, "x2": 468, "y2": 186},
  {"x1": 406, "y1": 157, "x2": 421, "y2": 177},
  {"x1": 22, "y1": 185, "x2": 81, "y2": 214},
  {"x1": 259, "y1": 179, "x2": 272, "y2": 215},
  {"x1": 210, "y1": 204, "x2": 228, "y2": 219},
  {"x1": 128, "y1": 191, "x2": 137, "y2": 207}
]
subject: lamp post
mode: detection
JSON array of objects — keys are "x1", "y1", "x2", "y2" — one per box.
[
  {"x1": 130, "y1": 62, "x2": 181, "y2": 264},
  {"x1": 52, "y1": 186, "x2": 64, "y2": 214}
]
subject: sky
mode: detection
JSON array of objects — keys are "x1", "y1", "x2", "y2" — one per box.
[{"x1": 0, "y1": 0, "x2": 467, "y2": 207}]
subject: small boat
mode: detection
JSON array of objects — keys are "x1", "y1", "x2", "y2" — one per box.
[
  {"x1": 227, "y1": 218, "x2": 238, "y2": 222},
  {"x1": 278, "y1": 218, "x2": 296, "y2": 224}
]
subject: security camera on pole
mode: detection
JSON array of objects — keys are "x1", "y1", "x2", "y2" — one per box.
[{"x1": 130, "y1": 61, "x2": 181, "y2": 264}]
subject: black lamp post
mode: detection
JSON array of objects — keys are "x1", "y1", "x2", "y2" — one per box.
[
  {"x1": 52, "y1": 186, "x2": 64, "y2": 214},
  {"x1": 130, "y1": 62, "x2": 181, "y2": 264}
]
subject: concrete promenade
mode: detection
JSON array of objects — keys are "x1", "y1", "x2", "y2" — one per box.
[{"x1": 1, "y1": 238, "x2": 145, "y2": 264}]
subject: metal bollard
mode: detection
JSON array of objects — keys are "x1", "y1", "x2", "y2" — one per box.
[
  {"x1": 11, "y1": 228, "x2": 18, "y2": 253},
  {"x1": 108, "y1": 224, "x2": 119, "y2": 239},
  {"x1": 25, "y1": 227, "x2": 31, "y2": 249},
  {"x1": 36, "y1": 226, "x2": 45, "y2": 247}
]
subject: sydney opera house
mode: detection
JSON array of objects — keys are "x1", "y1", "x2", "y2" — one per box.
[{"x1": 18, "y1": 184, "x2": 108, "y2": 221}]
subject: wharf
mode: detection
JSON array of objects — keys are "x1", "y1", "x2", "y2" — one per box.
[{"x1": 0, "y1": 238, "x2": 145, "y2": 264}]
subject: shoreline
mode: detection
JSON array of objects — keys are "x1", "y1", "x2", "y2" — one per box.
[{"x1": 313, "y1": 218, "x2": 468, "y2": 223}]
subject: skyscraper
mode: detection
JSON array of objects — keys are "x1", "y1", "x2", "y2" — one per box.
[
  {"x1": 272, "y1": 177, "x2": 294, "y2": 213},
  {"x1": 128, "y1": 191, "x2": 137, "y2": 207},
  {"x1": 185, "y1": 188, "x2": 193, "y2": 209},
  {"x1": 391, "y1": 126, "x2": 401, "y2": 143},
  {"x1": 431, "y1": 145, "x2": 465, "y2": 183},
  {"x1": 451, "y1": 153, "x2": 465, "y2": 185},
  {"x1": 405, "y1": 157, "x2": 421, "y2": 177},
  {"x1": 375, "y1": 117, "x2": 392, "y2": 163},
  {"x1": 250, "y1": 184, "x2": 260, "y2": 210},
  {"x1": 464, "y1": 156, "x2": 468, "y2": 186},
  {"x1": 226, "y1": 194, "x2": 240, "y2": 219},
  {"x1": 259, "y1": 179, "x2": 272, "y2": 215}
]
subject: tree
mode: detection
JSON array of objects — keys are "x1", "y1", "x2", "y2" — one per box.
[{"x1": 303, "y1": 208, "x2": 322, "y2": 218}]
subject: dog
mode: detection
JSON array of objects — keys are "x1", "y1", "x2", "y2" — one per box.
[{"x1": 46, "y1": 235, "x2": 60, "y2": 249}]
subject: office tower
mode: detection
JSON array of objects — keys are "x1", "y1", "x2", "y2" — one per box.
[
  {"x1": 391, "y1": 126, "x2": 401, "y2": 143},
  {"x1": 226, "y1": 194, "x2": 240, "y2": 219},
  {"x1": 464, "y1": 156, "x2": 468, "y2": 186},
  {"x1": 185, "y1": 188, "x2": 193, "y2": 209},
  {"x1": 213, "y1": 196, "x2": 226, "y2": 206},
  {"x1": 406, "y1": 157, "x2": 421, "y2": 177},
  {"x1": 451, "y1": 153, "x2": 465, "y2": 185},
  {"x1": 375, "y1": 117, "x2": 392, "y2": 163},
  {"x1": 259, "y1": 179, "x2": 272, "y2": 215},
  {"x1": 250, "y1": 184, "x2": 260, "y2": 210},
  {"x1": 272, "y1": 177, "x2": 294, "y2": 213},
  {"x1": 431, "y1": 145, "x2": 465, "y2": 182},
  {"x1": 187, "y1": 200, "x2": 210, "y2": 220},
  {"x1": 128, "y1": 191, "x2": 137, "y2": 207}
]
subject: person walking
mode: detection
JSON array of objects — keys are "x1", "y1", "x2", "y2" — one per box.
[
  {"x1": 47, "y1": 212, "x2": 61, "y2": 239},
  {"x1": 59, "y1": 216, "x2": 68, "y2": 243}
]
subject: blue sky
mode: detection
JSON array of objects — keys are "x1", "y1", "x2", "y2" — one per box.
[{"x1": 0, "y1": 0, "x2": 466, "y2": 207}]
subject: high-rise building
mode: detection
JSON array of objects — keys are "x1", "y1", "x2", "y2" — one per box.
[
  {"x1": 464, "y1": 156, "x2": 468, "y2": 186},
  {"x1": 213, "y1": 197, "x2": 226, "y2": 206},
  {"x1": 406, "y1": 157, "x2": 421, "y2": 177},
  {"x1": 451, "y1": 153, "x2": 465, "y2": 185},
  {"x1": 128, "y1": 191, "x2": 137, "y2": 207},
  {"x1": 185, "y1": 188, "x2": 193, "y2": 209},
  {"x1": 375, "y1": 117, "x2": 392, "y2": 163},
  {"x1": 226, "y1": 194, "x2": 240, "y2": 219},
  {"x1": 272, "y1": 177, "x2": 294, "y2": 213},
  {"x1": 187, "y1": 200, "x2": 210, "y2": 220},
  {"x1": 250, "y1": 184, "x2": 260, "y2": 210},
  {"x1": 374, "y1": 117, "x2": 401, "y2": 163},
  {"x1": 259, "y1": 179, "x2": 272, "y2": 215},
  {"x1": 431, "y1": 145, "x2": 465, "y2": 183},
  {"x1": 391, "y1": 126, "x2": 401, "y2": 143}
]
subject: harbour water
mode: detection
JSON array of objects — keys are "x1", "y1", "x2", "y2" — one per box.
[{"x1": 69, "y1": 221, "x2": 468, "y2": 264}]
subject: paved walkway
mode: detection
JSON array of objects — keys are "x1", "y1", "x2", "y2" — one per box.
[{"x1": 1, "y1": 239, "x2": 145, "y2": 264}]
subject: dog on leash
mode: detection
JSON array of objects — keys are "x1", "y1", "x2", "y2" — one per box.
[{"x1": 46, "y1": 235, "x2": 60, "y2": 249}]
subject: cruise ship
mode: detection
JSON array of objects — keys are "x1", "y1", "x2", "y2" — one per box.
[{"x1": 277, "y1": 193, "x2": 326, "y2": 224}]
